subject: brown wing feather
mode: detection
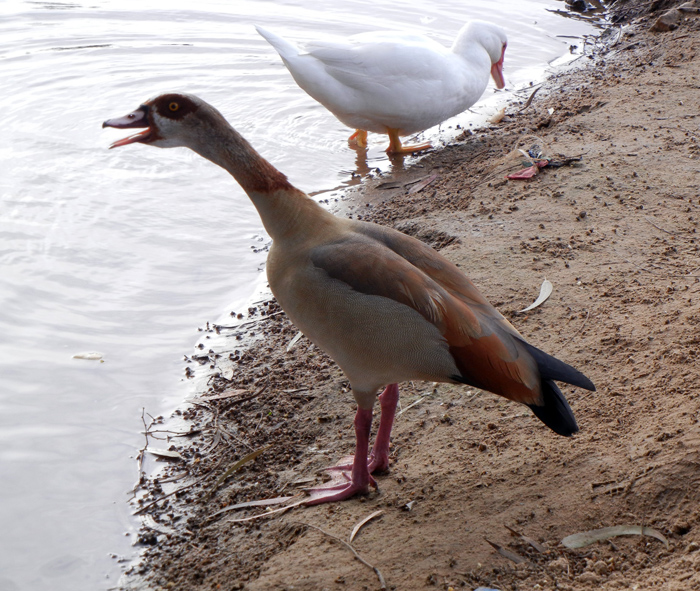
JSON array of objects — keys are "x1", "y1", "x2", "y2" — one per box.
[{"x1": 310, "y1": 227, "x2": 543, "y2": 405}]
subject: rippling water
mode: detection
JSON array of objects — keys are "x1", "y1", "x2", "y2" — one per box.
[{"x1": 0, "y1": 1, "x2": 602, "y2": 589}]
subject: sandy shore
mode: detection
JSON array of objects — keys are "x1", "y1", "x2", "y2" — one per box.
[{"x1": 120, "y1": 2, "x2": 700, "y2": 589}]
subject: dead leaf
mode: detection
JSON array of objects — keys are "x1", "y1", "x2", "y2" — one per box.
[
  {"x1": 72, "y1": 351, "x2": 103, "y2": 361},
  {"x1": 206, "y1": 446, "x2": 270, "y2": 500},
  {"x1": 349, "y1": 510, "x2": 384, "y2": 543},
  {"x1": 146, "y1": 448, "x2": 184, "y2": 460},
  {"x1": 407, "y1": 174, "x2": 438, "y2": 194},
  {"x1": 519, "y1": 279, "x2": 553, "y2": 313},
  {"x1": 562, "y1": 525, "x2": 669, "y2": 549},
  {"x1": 200, "y1": 389, "x2": 247, "y2": 400},
  {"x1": 485, "y1": 538, "x2": 529, "y2": 564},
  {"x1": 504, "y1": 524, "x2": 547, "y2": 553},
  {"x1": 489, "y1": 107, "x2": 506, "y2": 124},
  {"x1": 143, "y1": 515, "x2": 177, "y2": 536},
  {"x1": 286, "y1": 331, "x2": 303, "y2": 352},
  {"x1": 210, "y1": 495, "x2": 301, "y2": 518},
  {"x1": 226, "y1": 498, "x2": 306, "y2": 522}
]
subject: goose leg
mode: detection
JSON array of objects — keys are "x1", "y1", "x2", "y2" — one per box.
[
  {"x1": 305, "y1": 407, "x2": 376, "y2": 505},
  {"x1": 386, "y1": 128, "x2": 432, "y2": 154},
  {"x1": 368, "y1": 383, "x2": 399, "y2": 473},
  {"x1": 349, "y1": 129, "x2": 368, "y2": 148}
]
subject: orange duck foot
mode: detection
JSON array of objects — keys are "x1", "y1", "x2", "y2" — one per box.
[
  {"x1": 349, "y1": 129, "x2": 368, "y2": 149},
  {"x1": 386, "y1": 128, "x2": 432, "y2": 154}
]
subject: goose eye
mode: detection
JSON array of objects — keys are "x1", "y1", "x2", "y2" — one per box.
[{"x1": 169, "y1": 102, "x2": 179, "y2": 112}]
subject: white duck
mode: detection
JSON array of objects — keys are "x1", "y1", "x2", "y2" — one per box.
[
  {"x1": 103, "y1": 93, "x2": 594, "y2": 504},
  {"x1": 256, "y1": 21, "x2": 507, "y2": 154}
]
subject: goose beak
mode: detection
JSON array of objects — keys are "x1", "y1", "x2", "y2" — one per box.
[
  {"x1": 103, "y1": 105, "x2": 151, "y2": 148},
  {"x1": 491, "y1": 45, "x2": 506, "y2": 90}
]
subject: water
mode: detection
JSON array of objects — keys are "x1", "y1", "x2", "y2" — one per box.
[{"x1": 0, "y1": 1, "x2": 602, "y2": 589}]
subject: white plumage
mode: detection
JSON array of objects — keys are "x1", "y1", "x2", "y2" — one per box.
[{"x1": 256, "y1": 21, "x2": 507, "y2": 153}]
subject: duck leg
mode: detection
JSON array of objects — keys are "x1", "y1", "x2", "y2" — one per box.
[
  {"x1": 386, "y1": 128, "x2": 432, "y2": 154},
  {"x1": 368, "y1": 383, "x2": 399, "y2": 473},
  {"x1": 305, "y1": 406, "x2": 376, "y2": 505},
  {"x1": 349, "y1": 129, "x2": 368, "y2": 148}
]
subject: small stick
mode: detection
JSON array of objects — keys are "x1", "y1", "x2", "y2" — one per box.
[
  {"x1": 397, "y1": 395, "x2": 426, "y2": 417},
  {"x1": 517, "y1": 86, "x2": 541, "y2": 112},
  {"x1": 645, "y1": 217, "x2": 677, "y2": 235},
  {"x1": 561, "y1": 308, "x2": 590, "y2": 349},
  {"x1": 295, "y1": 522, "x2": 387, "y2": 590},
  {"x1": 213, "y1": 311, "x2": 285, "y2": 331}
]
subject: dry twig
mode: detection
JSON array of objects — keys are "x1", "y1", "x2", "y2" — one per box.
[{"x1": 296, "y1": 522, "x2": 387, "y2": 590}]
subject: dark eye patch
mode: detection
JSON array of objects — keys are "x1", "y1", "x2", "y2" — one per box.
[{"x1": 154, "y1": 94, "x2": 198, "y2": 120}]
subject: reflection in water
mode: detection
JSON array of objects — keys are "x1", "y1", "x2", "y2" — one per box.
[{"x1": 0, "y1": 1, "x2": 603, "y2": 589}]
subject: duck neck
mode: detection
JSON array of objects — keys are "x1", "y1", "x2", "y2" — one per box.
[
  {"x1": 190, "y1": 122, "x2": 331, "y2": 242},
  {"x1": 451, "y1": 27, "x2": 491, "y2": 72}
]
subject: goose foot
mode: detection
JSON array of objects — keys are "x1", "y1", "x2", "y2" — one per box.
[
  {"x1": 305, "y1": 385, "x2": 400, "y2": 504},
  {"x1": 305, "y1": 406, "x2": 375, "y2": 505},
  {"x1": 322, "y1": 383, "x2": 399, "y2": 474},
  {"x1": 305, "y1": 468, "x2": 377, "y2": 505}
]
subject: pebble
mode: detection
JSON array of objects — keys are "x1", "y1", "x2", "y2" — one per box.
[
  {"x1": 548, "y1": 556, "x2": 569, "y2": 572},
  {"x1": 593, "y1": 559, "x2": 609, "y2": 575},
  {"x1": 577, "y1": 572, "x2": 601, "y2": 584}
]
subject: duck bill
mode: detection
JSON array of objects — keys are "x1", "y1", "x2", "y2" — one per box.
[
  {"x1": 102, "y1": 105, "x2": 151, "y2": 148},
  {"x1": 491, "y1": 46, "x2": 506, "y2": 89}
]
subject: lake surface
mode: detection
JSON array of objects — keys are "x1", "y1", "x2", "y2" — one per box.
[{"x1": 0, "y1": 1, "x2": 603, "y2": 589}]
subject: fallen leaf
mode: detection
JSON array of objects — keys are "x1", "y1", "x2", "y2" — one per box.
[
  {"x1": 519, "y1": 279, "x2": 553, "y2": 313},
  {"x1": 376, "y1": 181, "x2": 402, "y2": 190},
  {"x1": 226, "y1": 498, "x2": 306, "y2": 523},
  {"x1": 209, "y1": 495, "x2": 301, "y2": 518},
  {"x1": 489, "y1": 107, "x2": 506, "y2": 124},
  {"x1": 407, "y1": 174, "x2": 438, "y2": 194},
  {"x1": 349, "y1": 510, "x2": 384, "y2": 543},
  {"x1": 143, "y1": 515, "x2": 177, "y2": 535},
  {"x1": 206, "y1": 446, "x2": 271, "y2": 500},
  {"x1": 562, "y1": 525, "x2": 669, "y2": 549},
  {"x1": 485, "y1": 538, "x2": 529, "y2": 564},
  {"x1": 504, "y1": 524, "x2": 547, "y2": 553},
  {"x1": 200, "y1": 389, "x2": 247, "y2": 400},
  {"x1": 72, "y1": 351, "x2": 103, "y2": 361},
  {"x1": 286, "y1": 331, "x2": 303, "y2": 352},
  {"x1": 146, "y1": 448, "x2": 184, "y2": 460}
]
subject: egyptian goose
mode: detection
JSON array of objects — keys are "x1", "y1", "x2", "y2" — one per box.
[
  {"x1": 103, "y1": 93, "x2": 595, "y2": 504},
  {"x1": 256, "y1": 21, "x2": 507, "y2": 154}
]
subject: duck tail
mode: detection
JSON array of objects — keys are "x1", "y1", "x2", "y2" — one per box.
[{"x1": 255, "y1": 26, "x2": 299, "y2": 60}]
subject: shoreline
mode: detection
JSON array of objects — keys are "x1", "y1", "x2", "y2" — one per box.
[{"x1": 120, "y1": 3, "x2": 700, "y2": 589}]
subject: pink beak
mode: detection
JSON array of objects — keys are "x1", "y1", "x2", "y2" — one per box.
[{"x1": 491, "y1": 44, "x2": 506, "y2": 90}]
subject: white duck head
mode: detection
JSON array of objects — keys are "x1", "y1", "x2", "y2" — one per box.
[{"x1": 452, "y1": 20, "x2": 507, "y2": 89}]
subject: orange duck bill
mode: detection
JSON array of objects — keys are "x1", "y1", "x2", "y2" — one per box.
[{"x1": 102, "y1": 105, "x2": 152, "y2": 148}]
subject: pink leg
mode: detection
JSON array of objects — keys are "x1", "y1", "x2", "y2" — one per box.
[
  {"x1": 305, "y1": 407, "x2": 375, "y2": 505},
  {"x1": 368, "y1": 383, "x2": 399, "y2": 473}
]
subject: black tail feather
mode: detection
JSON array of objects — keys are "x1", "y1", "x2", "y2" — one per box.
[
  {"x1": 518, "y1": 338, "x2": 596, "y2": 392},
  {"x1": 528, "y1": 380, "x2": 579, "y2": 436}
]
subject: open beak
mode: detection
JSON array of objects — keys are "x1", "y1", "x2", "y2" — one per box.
[
  {"x1": 491, "y1": 45, "x2": 506, "y2": 90},
  {"x1": 102, "y1": 105, "x2": 151, "y2": 149}
]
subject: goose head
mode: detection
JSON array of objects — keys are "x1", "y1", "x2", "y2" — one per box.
[
  {"x1": 453, "y1": 21, "x2": 507, "y2": 90},
  {"x1": 102, "y1": 92, "x2": 226, "y2": 150}
]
